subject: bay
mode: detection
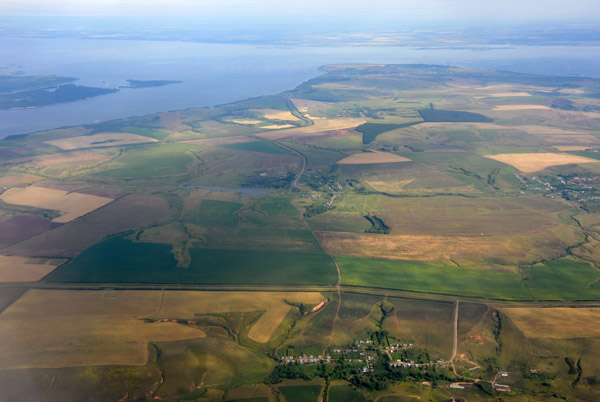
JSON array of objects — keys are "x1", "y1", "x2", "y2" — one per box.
[{"x1": 1, "y1": 37, "x2": 600, "y2": 138}]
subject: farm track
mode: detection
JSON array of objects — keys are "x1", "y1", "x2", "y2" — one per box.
[
  {"x1": 255, "y1": 130, "x2": 343, "y2": 349},
  {"x1": 29, "y1": 282, "x2": 600, "y2": 308}
]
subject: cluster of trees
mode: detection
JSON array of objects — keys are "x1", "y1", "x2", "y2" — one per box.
[
  {"x1": 265, "y1": 350, "x2": 454, "y2": 391},
  {"x1": 364, "y1": 215, "x2": 390, "y2": 234}
]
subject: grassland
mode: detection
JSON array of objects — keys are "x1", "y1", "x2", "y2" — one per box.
[
  {"x1": 337, "y1": 256, "x2": 531, "y2": 300},
  {"x1": 501, "y1": 307, "x2": 600, "y2": 338},
  {"x1": 94, "y1": 143, "x2": 197, "y2": 178}
]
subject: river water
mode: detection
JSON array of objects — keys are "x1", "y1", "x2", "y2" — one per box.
[{"x1": 2, "y1": 37, "x2": 600, "y2": 138}]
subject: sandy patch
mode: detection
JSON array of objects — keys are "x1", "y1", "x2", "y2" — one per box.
[
  {"x1": 554, "y1": 146, "x2": 592, "y2": 151},
  {"x1": 502, "y1": 307, "x2": 600, "y2": 338},
  {"x1": 0, "y1": 186, "x2": 113, "y2": 223},
  {"x1": 257, "y1": 118, "x2": 366, "y2": 140},
  {"x1": 337, "y1": 151, "x2": 411, "y2": 164},
  {"x1": 261, "y1": 124, "x2": 296, "y2": 129},
  {"x1": 487, "y1": 92, "x2": 532, "y2": 97},
  {"x1": 0, "y1": 256, "x2": 63, "y2": 282},
  {"x1": 230, "y1": 118, "x2": 263, "y2": 125},
  {"x1": 493, "y1": 105, "x2": 551, "y2": 111},
  {"x1": 45, "y1": 132, "x2": 157, "y2": 150},
  {"x1": 484, "y1": 153, "x2": 599, "y2": 172},
  {"x1": 252, "y1": 109, "x2": 299, "y2": 121},
  {"x1": 290, "y1": 98, "x2": 334, "y2": 113}
]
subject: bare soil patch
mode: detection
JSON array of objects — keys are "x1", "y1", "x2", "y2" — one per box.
[
  {"x1": 0, "y1": 255, "x2": 63, "y2": 282},
  {"x1": 4, "y1": 193, "x2": 167, "y2": 257},
  {"x1": 45, "y1": 133, "x2": 157, "y2": 150},
  {"x1": 0, "y1": 174, "x2": 42, "y2": 188},
  {"x1": 484, "y1": 153, "x2": 599, "y2": 172},
  {"x1": 0, "y1": 216, "x2": 60, "y2": 249},
  {"x1": 493, "y1": 105, "x2": 551, "y2": 111},
  {"x1": 554, "y1": 146, "x2": 592, "y2": 151},
  {"x1": 257, "y1": 118, "x2": 365, "y2": 140},
  {"x1": 502, "y1": 307, "x2": 600, "y2": 338},
  {"x1": 0, "y1": 186, "x2": 113, "y2": 223},
  {"x1": 337, "y1": 151, "x2": 411, "y2": 165}
]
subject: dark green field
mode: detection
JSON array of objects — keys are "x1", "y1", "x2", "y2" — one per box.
[
  {"x1": 46, "y1": 234, "x2": 337, "y2": 285},
  {"x1": 187, "y1": 249, "x2": 338, "y2": 285},
  {"x1": 278, "y1": 385, "x2": 322, "y2": 402},
  {"x1": 418, "y1": 108, "x2": 493, "y2": 122},
  {"x1": 355, "y1": 122, "x2": 420, "y2": 144}
]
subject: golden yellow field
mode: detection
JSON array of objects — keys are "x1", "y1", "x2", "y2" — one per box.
[
  {"x1": 0, "y1": 290, "x2": 205, "y2": 369},
  {"x1": 247, "y1": 304, "x2": 291, "y2": 343},
  {"x1": 501, "y1": 307, "x2": 600, "y2": 338},
  {"x1": 0, "y1": 186, "x2": 113, "y2": 223},
  {"x1": 492, "y1": 105, "x2": 551, "y2": 111},
  {"x1": 44, "y1": 132, "x2": 157, "y2": 150},
  {"x1": 484, "y1": 153, "x2": 599, "y2": 172},
  {"x1": 337, "y1": 151, "x2": 411, "y2": 165},
  {"x1": 0, "y1": 255, "x2": 63, "y2": 282},
  {"x1": 0, "y1": 290, "x2": 325, "y2": 369}
]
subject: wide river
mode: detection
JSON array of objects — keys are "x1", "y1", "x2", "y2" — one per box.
[{"x1": 2, "y1": 37, "x2": 600, "y2": 138}]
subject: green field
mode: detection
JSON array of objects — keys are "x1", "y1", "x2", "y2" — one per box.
[
  {"x1": 525, "y1": 258, "x2": 600, "y2": 300},
  {"x1": 44, "y1": 232, "x2": 179, "y2": 283},
  {"x1": 329, "y1": 385, "x2": 366, "y2": 402},
  {"x1": 94, "y1": 143, "x2": 194, "y2": 178},
  {"x1": 278, "y1": 385, "x2": 322, "y2": 402},
  {"x1": 337, "y1": 256, "x2": 531, "y2": 300},
  {"x1": 221, "y1": 140, "x2": 294, "y2": 155},
  {"x1": 186, "y1": 249, "x2": 338, "y2": 285},
  {"x1": 46, "y1": 234, "x2": 337, "y2": 285}
]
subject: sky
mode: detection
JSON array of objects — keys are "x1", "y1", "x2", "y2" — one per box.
[{"x1": 2, "y1": 0, "x2": 600, "y2": 22}]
